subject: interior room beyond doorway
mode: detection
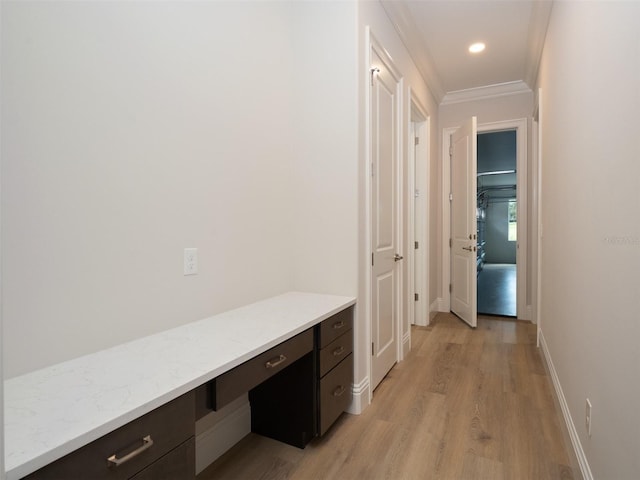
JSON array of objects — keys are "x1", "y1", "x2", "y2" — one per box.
[{"x1": 476, "y1": 130, "x2": 517, "y2": 317}]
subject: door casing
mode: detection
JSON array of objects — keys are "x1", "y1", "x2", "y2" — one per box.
[{"x1": 408, "y1": 94, "x2": 429, "y2": 328}]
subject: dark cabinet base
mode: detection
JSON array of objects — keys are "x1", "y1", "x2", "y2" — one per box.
[{"x1": 249, "y1": 352, "x2": 316, "y2": 448}]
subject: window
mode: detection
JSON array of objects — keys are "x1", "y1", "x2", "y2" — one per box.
[{"x1": 508, "y1": 200, "x2": 517, "y2": 241}]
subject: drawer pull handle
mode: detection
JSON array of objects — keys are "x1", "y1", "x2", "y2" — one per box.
[
  {"x1": 332, "y1": 385, "x2": 346, "y2": 397},
  {"x1": 332, "y1": 346, "x2": 345, "y2": 356},
  {"x1": 332, "y1": 320, "x2": 345, "y2": 330},
  {"x1": 107, "y1": 435, "x2": 153, "y2": 467},
  {"x1": 265, "y1": 354, "x2": 287, "y2": 369}
]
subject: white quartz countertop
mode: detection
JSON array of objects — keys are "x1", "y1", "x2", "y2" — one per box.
[{"x1": 4, "y1": 291, "x2": 356, "y2": 480}]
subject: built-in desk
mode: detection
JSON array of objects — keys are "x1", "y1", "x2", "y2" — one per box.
[{"x1": 4, "y1": 292, "x2": 356, "y2": 480}]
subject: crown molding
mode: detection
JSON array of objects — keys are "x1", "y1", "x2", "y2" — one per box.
[
  {"x1": 440, "y1": 80, "x2": 533, "y2": 106},
  {"x1": 380, "y1": 0, "x2": 445, "y2": 103},
  {"x1": 524, "y1": 0, "x2": 554, "y2": 89}
]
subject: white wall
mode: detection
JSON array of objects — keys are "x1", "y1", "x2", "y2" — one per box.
[
  {"x1": 289, "y1": 1, "x2": 359, "y2": 297},
  {"x1": 536, "y1": 2, "x2": 640, "y2": 478},
  {"x1": 1, "y1": 1, "x2": 297, "y2": 378},
  {"x1": 1, "y1": 2, "x2": 361, "y2": 381},
  {"x1": 439, "y1": 93, "x2": 533, "y2": 130}
]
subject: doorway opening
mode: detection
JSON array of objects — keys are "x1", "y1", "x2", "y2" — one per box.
[
  {"x1": 477, "y1": 130, "x2": 517, "y2": 317},
  {"x1": 443, "y1": 117, "x2": 529, "y2": 324}
]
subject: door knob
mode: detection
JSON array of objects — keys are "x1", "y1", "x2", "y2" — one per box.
[
  {"x1": 462, "y1": 246, "x2": 474, "y2": 252},
  {"x1": 394, "y1": 254, "x2": 404, "y2": 262}
]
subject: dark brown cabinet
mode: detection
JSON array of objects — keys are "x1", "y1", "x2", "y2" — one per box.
[
  {"x1": 316, "y1": 307, "x2": 354, "y2": 435},
  {"x1": 247, "y1": 306, "x2": 354, "y2": 447},
  {"x1": 24, "y1": 392, "x2": 195, "y2": 480}
]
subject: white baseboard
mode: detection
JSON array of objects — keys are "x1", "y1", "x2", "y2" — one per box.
[
  {"x1": 346, "y1": 376, "x2": 370, "y2": 415},
  {"x1": 402, "y1": 331, "x2": 411, "y2": 360},
  {"x1": 429, "y1": 299, "x2": 440, "y2": 324},
  {"x1": 435, "y1": 297, "x2": 448, "y2": 312},
  {"x1": 526, "y1": 304, "x2": 534, "y2": 322},
  {"x1": 195, "y1": 402, "x2": 251, "y2": 474},
  {"x1": 538, "y1": 331, "x2": 593, "y2": 480}
]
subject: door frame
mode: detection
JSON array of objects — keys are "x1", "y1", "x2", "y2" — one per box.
[
  {"x1": 408, "y1": 92, "x2": 429, "y2": 328},
  {"x1": 442, "y1": 118, "x2": 530, "y2": 320},
  {"x1": 364, "y1": 30, "x2": 404, "y2": 398}
]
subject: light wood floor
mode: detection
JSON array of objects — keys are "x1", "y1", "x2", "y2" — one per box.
[{"x1": 198, "y1": 313, "x2": 576, "y2": 480}]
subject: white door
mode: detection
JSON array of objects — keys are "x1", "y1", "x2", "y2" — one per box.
[
  {"x1": 450, "y1": 117, "x2": 478, "y2": 328},
  {"x1": 371, "y1": 45, "x2": 400, "y2": 390}
]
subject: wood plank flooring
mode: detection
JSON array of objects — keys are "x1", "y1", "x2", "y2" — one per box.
[{"x1": 197, "y1": 313, "x2": 577, "y2": 480}]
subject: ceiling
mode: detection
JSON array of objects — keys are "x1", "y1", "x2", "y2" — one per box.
[{"x1": 380, "y1": 0, "x2": 553, "y2": 103}]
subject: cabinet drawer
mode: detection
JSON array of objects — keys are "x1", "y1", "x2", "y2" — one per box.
[
  {"x1": 318, "y1": 353, "x2": 353, "y2": 436},
  {"x1": 317, "y1": 307, "x2": 353, "y2": 349},
  {"x1": 212, "y1": 328, "x2": 313, "y2": 410},
  {"x1": 24, "y1": 392, "x2": 195, "y2": 480},
  {"x1": 129, "y1": 437, "x2": 194, "y2": 480},
  {"x1": 319, "y1": 329, "x2": 353, "y2": 378}
]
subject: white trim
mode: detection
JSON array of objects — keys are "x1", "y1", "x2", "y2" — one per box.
[
  {"x1": 402, "y1": 331, "x2": 411, "y2": 358},
  {"x1": 441, "y1": 81, "x2": 532, "y2": 106},
  {"x1": 539, "y1": 332, "x2": 594, "y2": 480},
  {"x1": 397, "y1": 75, "x2": 405, "y2": 363},
  {"x1": 346, "y1": 376, "x2": 370, "y2": 415},
  {"x1": 441, "y1": 127, "x2": 457, "y2": 312},
  {"x1": 524, "y1": 305, "x2": 533, "y2": 322},
  {"x1": 429, "y1": 299, "x2": 439, "y2": 315},
  {"x1": 363, "y1": 26, "x2": 373, "y2": 406},
  {"x1": 409, "y1": 91, "x2": 430, "y2": 327},
  {"x1": 195, "y1": 402, "x2": 251, "y2": 474},
  {"x1": 379, "y1": 1, "x2": 445, "y2": 102},
  {"x1": 534, "y1": 87, "x2": 543, "y2": 345}
]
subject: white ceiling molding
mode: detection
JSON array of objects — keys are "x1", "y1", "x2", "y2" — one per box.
[
  {"x1": 440, "y1": 81, "x2": 533, "y2": 106},
  {"x1": 380, "y1": 0, "x2": 445, "y2": 103},
  {"x1": 524, "y1": 0, "x2": 554, "y2": 89}
]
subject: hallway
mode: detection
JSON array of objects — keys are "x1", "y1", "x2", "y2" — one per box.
[
  {"x1": 199, "y1": 314, "x2": 575, "y2": 480},
  {"x1": 477, "y1": 263, "x2": 517, "y2": 317}
]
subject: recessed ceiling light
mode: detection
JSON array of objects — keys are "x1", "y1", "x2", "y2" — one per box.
[{"x1": 469, "y1": 42, "x2": 486, "y2": 54}]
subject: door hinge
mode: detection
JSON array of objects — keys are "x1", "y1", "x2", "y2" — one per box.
[
  {"x1": 415, "y1": 241, "x2": 419, "y2": 249},
  {"x1": 449, "y1": 144, "x2": 453, "y2": 156},
  {"x1": 371, "y1": 162, "x2": 374, "y2": 177},
  {"x1": 449, "y1": 238, "x2": 452, "y2": 248},
  {"x1": 414, "y1": 293, "x2": 419, "y2": 301},
  {"x1": 372, "y1": 342, "x2": 375, "y2": 356},
  {"x1": 449, "y1": 283, "x2": 452, "y2": 293},
  {"x1": 371, "y1": 253, "x2": 374, "y2": 266},
  {"x1": 449, "y1": 193, "x2": 453, "y2": 202},
  {"x1": 415, "y1": 136, "x2": 420, "y2": 146}
]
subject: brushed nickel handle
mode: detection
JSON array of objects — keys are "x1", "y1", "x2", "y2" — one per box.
[
  {"x1": 107, "y1": 435, "x2": 153, "y2": 467},
  {"x1": 265, "y1": 354, "x2": 287, "y2": 369},
  {"x1": 394, "y1": 253, "x2": 403, "y2": 262},
  {"x1": 332, "y1": 385, "x2": 346, "y2": 397},
  {"x1": 332, "y1": 346, "x2": 345, "y2": 356},
  {"x1": 332, "y1": 320, "x2": 345, "y2": 330}
]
